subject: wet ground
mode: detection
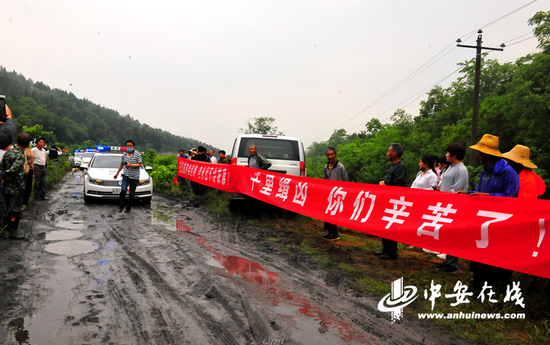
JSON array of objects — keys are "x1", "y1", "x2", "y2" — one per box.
[{"x1": 0, "y1": 172, "x2": 467, "y2": 344}]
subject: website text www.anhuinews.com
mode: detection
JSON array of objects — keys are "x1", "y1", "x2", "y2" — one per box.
[{"x1": 418, "y1": 312, "x2": 526, "y2": 320}]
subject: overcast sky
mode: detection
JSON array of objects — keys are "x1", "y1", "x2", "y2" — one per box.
[{"x1": 0, "y1": 0, "x2": 547, "y2": 151}]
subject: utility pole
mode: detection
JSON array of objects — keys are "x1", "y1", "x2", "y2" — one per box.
[{"x1": 457, "y1": 30, "x2": 505, "y2": 166}]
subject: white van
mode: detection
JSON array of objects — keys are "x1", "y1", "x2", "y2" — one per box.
[{"x1": 230, "y1": 134, "x2": 306, "y2": 201}]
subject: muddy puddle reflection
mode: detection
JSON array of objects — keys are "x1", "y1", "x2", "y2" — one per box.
[
  {"x1": 45, "y1": 230, "x2": 83, "y2": 241},
  {"x1": 176, "y1": 217, "x2": 370, "y2": 344},
  {"x1": 16, "y1": 257, "x2": 84, "y2": 344},
  {"x1": 43, "y1": 240, "x2": 98, "y2": 256},
  {"x1": 55, "y1": 220, "x2": 84, "y2": 230}
]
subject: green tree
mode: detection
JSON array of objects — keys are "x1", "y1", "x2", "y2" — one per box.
[
  {"x1": 22, "y1": 124, "x2": 53, "y2": 140},
  {"x1": 327, "y1": 129, "x2": 349, "y2": 150},
  {"x1": 240, "y1": 117, "x2": 284, "y2": 135},
  {"x1": 84, "y1": 140, "x2": 96, "y2": 149},
  {"x1": 528, "y1": 10, "x2": 550, "y2": 52}
]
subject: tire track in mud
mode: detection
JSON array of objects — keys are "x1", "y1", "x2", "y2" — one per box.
[{"x1": 104, "y1": 223, "x2": 241, "y2": 345}]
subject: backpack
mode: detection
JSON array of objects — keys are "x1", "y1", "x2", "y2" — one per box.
[{"x1": 49, "y1": 149, "x2": 58, "y2": 160}]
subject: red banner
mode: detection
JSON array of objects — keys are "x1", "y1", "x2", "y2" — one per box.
[{"x1": 178, "y1": 158, "x2": 550, "y2": 279}]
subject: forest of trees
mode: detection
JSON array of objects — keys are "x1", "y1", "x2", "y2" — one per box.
[
  {"x1": 0, "y1": 68, "x2": 212, "y2": 153},
  {"x1": 306, "y1": 10, "x2": 550, "y2": 199}
]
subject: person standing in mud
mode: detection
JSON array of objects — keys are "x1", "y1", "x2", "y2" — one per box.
[
  {"x1": 0, "y1": 103, "x2": 17, "y2": 232},
  {"x1": 323, "y1": 147, "x2": 349, "y2": 241},
  {"x1": 22, "y1": 146, "x2": 35, "y2": 210},
  {"x1": 1, "y1": 133, "x2": 32, "y2": 239},
  {"x1": 114, "y1": 140, "x2": 142, "y2": 213},
  {"x1": 191, "y1": 146, "x2": 209, "y2": 195},
  {"x1": 376, "y1": 143, "x2": 407, "y2": 260},
  {"x1": 31, "y1": 138, "x2": 48, "y2": 200}
]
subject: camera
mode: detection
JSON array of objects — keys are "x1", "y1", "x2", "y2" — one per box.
[{"x1": 0, "y1": 95, "x2": 7, "y2": 122}]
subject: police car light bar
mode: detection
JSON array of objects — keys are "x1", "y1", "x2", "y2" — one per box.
[{"x1": 93, "y1": 146, "x2": 124, "y2": 152}]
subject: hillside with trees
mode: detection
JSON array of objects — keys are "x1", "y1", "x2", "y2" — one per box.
[
  {"x1": 306, "y1": 10, "x2": 550, "y2": 199},
  {"x1": 0, "y1": 68, "x2": 212, "y2": 152}
]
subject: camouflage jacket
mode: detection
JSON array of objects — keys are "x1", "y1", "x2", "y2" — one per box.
[{"x1": 0, "y1": 146, "x2": 26, "y2": 195}]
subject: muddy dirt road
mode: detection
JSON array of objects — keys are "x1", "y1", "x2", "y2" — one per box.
[{"x1": 0, "y1": 172, "x2": 466, "y2": 344}]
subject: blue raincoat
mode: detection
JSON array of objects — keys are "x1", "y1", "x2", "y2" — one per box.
[{"x1": 473, "y1": 158, "x2": 519, "y2": 197}]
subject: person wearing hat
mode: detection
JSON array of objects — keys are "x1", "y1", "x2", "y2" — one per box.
[
  {"x1": 458, "y1": 134, "x2": 519, "y2": 293},
  {"x1": 459, "y1": 134, "x2": 519, "y2": 197},
  {"x1": 503, "y1": 145, "x2": 546, "y2": 199}
]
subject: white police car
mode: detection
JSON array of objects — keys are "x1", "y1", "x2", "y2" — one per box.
[
  {"x1": 83, "y1": 153, "x2": 153, "y2": 203},
  {"x1": 79, "y1": 152, "x2": 96, "y2": 170}
]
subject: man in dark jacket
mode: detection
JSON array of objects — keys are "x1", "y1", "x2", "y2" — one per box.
[
  {"x1": 323, "y1": 147, "x2": 349, "y2": 241},
  {"x1": 376, "y1": 143, "x2": 407, "y2": 260},
  {"x1": 191, "y1": 146, "x2": 209, "y2": 195},
  {"x1": 247, "y1": 143, "x2": 271, "y2": 170}
]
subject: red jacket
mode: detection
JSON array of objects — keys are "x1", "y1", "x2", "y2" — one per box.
[{"x1": 518, "y1": 168, "x2": 546, "y2": 199}]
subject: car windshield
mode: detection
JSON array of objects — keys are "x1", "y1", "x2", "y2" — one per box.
[
  {"x1": 237, "y1": 138, "x2": 300, "y2": 160},
  {"x1": 83, "y1": 153, "x2": 95, "y2": 158},
  {"x1": 91, "y1": 155, "x2": 121, "y2": 168},
  {"x1": 75, "y1": 153, "x2": 84, "y2": 158}
]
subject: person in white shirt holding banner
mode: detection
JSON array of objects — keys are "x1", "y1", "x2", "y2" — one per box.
[
  {"x1": 437, "y1": 143, "x2": 469, "y2": 273},
  {"x1": 410, "y1": 155, "x2": 438, "y2": 190}
]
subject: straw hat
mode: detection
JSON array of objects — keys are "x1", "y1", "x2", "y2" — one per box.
[
  {"x1": 470, "y1": 134, "x2": 503, "y2": 157},
  {"x1": 503, "y1": 145, "x2": 537, "y2": 169}
]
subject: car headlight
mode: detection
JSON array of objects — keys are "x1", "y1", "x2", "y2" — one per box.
[
  {"x1": 138, "y1": 179, "x2": 151, "y2": 186},
  {"x1": 88, "y1": 177, "x2": 103, "y2": 185}
]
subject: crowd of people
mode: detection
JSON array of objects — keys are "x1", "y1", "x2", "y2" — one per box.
[
  {"x1": 176, "y1": 145, "x2": 232, "y2": 195},
  {"x1": 0, "y1": 103, "x2": 63, "y2": 239},
  {"x1": 319, "y1": 134, "x2": 546, "y2": 292}
]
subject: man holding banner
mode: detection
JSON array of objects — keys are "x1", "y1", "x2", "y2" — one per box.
[
  {"x1": 323, "y1": 147, "x2": 349, "y2": 241},
  {"x1": 460, "y1": 134, "x2": 519, "y2": 292},
  {"x1": 376, "y1": 143, "x2": 407, "y2": 260}
]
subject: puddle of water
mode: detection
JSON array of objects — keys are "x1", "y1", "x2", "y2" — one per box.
[
  {"x1": 43, "y1": 240, "x2": 98, "y2": 256},
  {"x1": 22, "y1": 257, "x2": 84, "y2": 344},
  {"x1": 55, "y1": 220, "x2": 84, "y2": 230},
  {"x1": 176, "y1": 215, "x2": 191, "y2": 232},
  {"x1": 195, "y1": 235, "x2": 370, "y2": 344},
  {"x1": 150, "y1": 205, "x2": 176, "y2": 229},
  {"x1": 45, "y1": 230, "x2": 83, "y2": 241},
  {"x1": 205, "y1": 256, "x2": 225, "y2": 269}
]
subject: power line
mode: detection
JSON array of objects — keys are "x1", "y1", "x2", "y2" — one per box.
[
  {"x1": 349, "y1": 61, "x2": 470, "y2": 133},
  {"x1": 314, "y1": 0, "x2": 540, "y2": 142},
  {"x1": 316, "y1": 43, "x2": 458, "y2": 140},
  {"x1": 504, "y1": 32, "x2": 534, "y2": 44},
  {"x1": 507, "y1": 36, "x2": 536, "y2": 47}
]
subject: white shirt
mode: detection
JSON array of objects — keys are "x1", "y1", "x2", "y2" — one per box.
[
  {"x1": 209, "y1": 156, "x2": 217, "y2": 164},
  {"x1": 32, "y1": 147, "x2": 47, "y2": 166},
  {"x1": 411, "y1": 169, "x2": 438, "y2": 190},
  {"x1": 0, "y1": 146, "x2": 11, "y2": 162}
]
